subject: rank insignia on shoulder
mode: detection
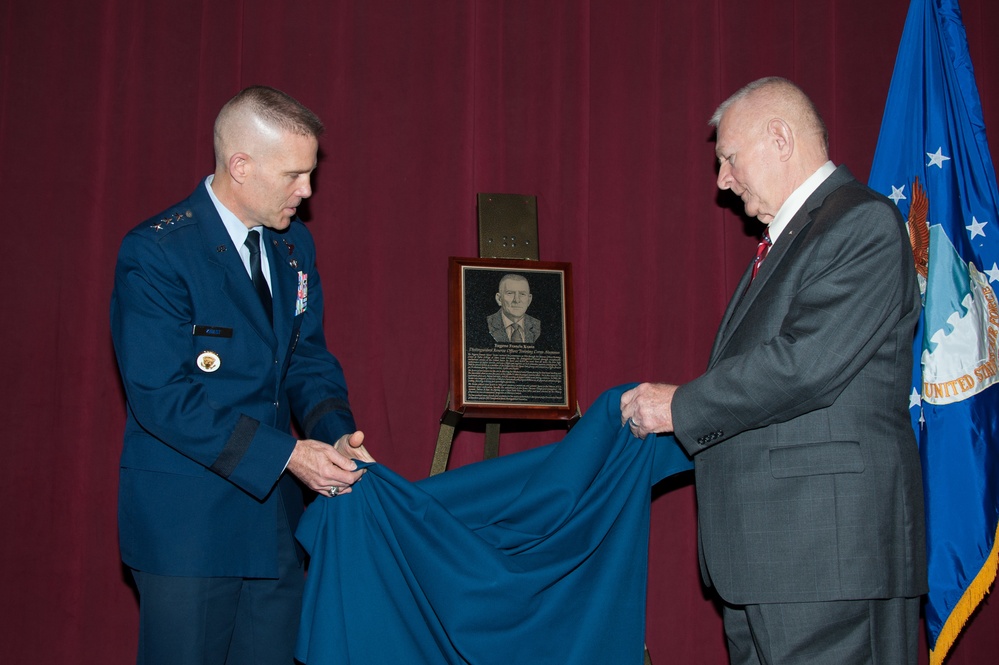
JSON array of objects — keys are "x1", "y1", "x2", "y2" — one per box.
[
  {"x1": 149, "y1": 209, "x2": 193, "y2": 231},
  {"x1": 196, "y1": 350, "x2": 221, "y2": 373}
]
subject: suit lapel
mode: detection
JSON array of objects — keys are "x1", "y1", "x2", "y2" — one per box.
[
  {"x1": 264, "y1": 229, "x2": 297, "y2": 359},
  {"x1": 709, "y1": 166, "x2": 856, "y2": 366},
  {"x1": 709, "y1": 263, "x2": 755, "y2": 365}
]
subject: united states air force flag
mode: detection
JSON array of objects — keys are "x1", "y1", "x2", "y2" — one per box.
[{"x1": 868, "y1": 0, "x2": 999, "y2": 662}]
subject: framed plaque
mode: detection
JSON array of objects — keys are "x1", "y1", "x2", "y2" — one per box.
[{"x1": 448, "y1": 257, "x2": 577, "y2": 419}]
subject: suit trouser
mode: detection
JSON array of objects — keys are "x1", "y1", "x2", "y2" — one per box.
[
  {"x1": 722, "y1": 596, "x2": 921, "y2": 665},
  {"x1": 130, "y1": 500, "x2": 304, "y2": 665}
]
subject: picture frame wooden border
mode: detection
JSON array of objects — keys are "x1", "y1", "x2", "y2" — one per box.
[{"x1": 448, "y1": 257, "x2": 577, "y2": 420}]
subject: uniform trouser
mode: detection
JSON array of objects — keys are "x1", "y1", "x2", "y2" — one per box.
[{"x1": 130, "y1": 502, "x2": 304, "y2": 665}]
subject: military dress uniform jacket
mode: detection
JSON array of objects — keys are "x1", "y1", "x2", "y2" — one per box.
[
  {"x1": 111, "y1": 180, "x2": 355, "y2": 578},
  {"x1": 671, "y1": 166, "x2": 928, "y2": 605}
]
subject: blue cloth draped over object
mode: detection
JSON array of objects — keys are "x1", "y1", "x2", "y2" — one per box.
[{"x1": 295, "y1": 384, "x2": 693, "y2": 664}]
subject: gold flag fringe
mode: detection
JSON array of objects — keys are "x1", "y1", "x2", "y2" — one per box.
[{"x1": 929, "y1": 520, "x2": 999, "y2": 664}]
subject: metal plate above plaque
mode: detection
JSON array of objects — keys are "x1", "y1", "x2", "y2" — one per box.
[{"x1": 477, "y1": 193, "x2": 539, "y2": 260}]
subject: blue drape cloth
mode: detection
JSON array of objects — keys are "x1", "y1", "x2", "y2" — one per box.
[{"x1": 295, "y1": 384, "x2": 693, "y2": 664}]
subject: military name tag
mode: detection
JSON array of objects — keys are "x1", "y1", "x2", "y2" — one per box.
[{"x1": 193, "y1": 325, "x2": 233, "y2": 338}]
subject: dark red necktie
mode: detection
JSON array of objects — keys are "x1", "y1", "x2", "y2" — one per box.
[{"x1": 750, "y1": 231, "x2": 772, "y2": 282}]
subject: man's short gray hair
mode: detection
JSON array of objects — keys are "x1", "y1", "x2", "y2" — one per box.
[{"x1": 709, "y1": 76, "x2": 828, "y2": 151}]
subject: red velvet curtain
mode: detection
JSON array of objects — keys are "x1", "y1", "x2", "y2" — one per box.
[{"x1": 2, "y1": 0, "x2": 998, "y2": 662}]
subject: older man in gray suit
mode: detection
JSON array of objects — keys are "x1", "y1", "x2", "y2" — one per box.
[
  {"x1": 621, "y1": 77, "x2": 926, "y2": 664},
  {"x1": 487, "y1": 273, "x2": 541, "y2": 343}
]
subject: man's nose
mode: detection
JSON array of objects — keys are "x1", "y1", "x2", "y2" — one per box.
[
  {"x1": 297, "y1": 176, "x2": 313, "y2": 199},
  {"x1": 716, "y1": 162, "x2": 732, "y2": 190}
]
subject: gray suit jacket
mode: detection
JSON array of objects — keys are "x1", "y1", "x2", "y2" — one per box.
[
  {"x1": 672, "y1": 166, "x2": 927, "y2": 605},
  {"x1": 487, "y1": 310, "x2": 541, "y2": 343}
]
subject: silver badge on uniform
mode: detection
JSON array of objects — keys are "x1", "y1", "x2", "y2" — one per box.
[{"x1": 197, "y1": 350, "x2": 221, "y2": 373}]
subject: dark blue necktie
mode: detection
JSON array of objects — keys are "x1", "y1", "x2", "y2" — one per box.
[{"x1": 244, "y1": 230, "x2": 272, "y2": 323}]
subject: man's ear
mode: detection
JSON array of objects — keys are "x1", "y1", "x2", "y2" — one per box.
[
  {"x1": 228, "y1": 152, "x2": 251, "y2": 184},
  {"x1": 768, "y1": 118, "x2": 794, "y2": 162}
]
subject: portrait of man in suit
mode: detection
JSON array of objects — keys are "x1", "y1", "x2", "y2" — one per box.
[
  {"x1": 110, "y1": 86, "x2": 373, "y2": 665},
  {"x1": 487, "y1": 273, "x2": 541, "y2": 343},
  {"x1": 620, "y1": 77, "x2": 927, "y2": 664}
]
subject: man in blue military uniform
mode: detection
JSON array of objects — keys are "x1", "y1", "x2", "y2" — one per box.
[{"x1": 111, "y1": 86, "x2": 373, "y2": 665}]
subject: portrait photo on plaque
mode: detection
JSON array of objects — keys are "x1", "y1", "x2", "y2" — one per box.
[{"x1": 448, "y1": 257, "x2": 577, "y2": 419}]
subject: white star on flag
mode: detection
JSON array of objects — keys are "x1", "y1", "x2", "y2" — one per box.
[
  {"x1": 926, "y1": 146, "x2": 951, "y2": 168},
  {"x1": 889, "y1": 185, "x2": 907, "y2": 204},
  {"x1": 966, "y1": 216, "x2": 988, "y2": 239},
  {"x1": 986, "y1": 263, "x2": 999, "y2": 283},
  {"x1": 909, "y1": 387, "x2": 921, "y2": 410}
]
